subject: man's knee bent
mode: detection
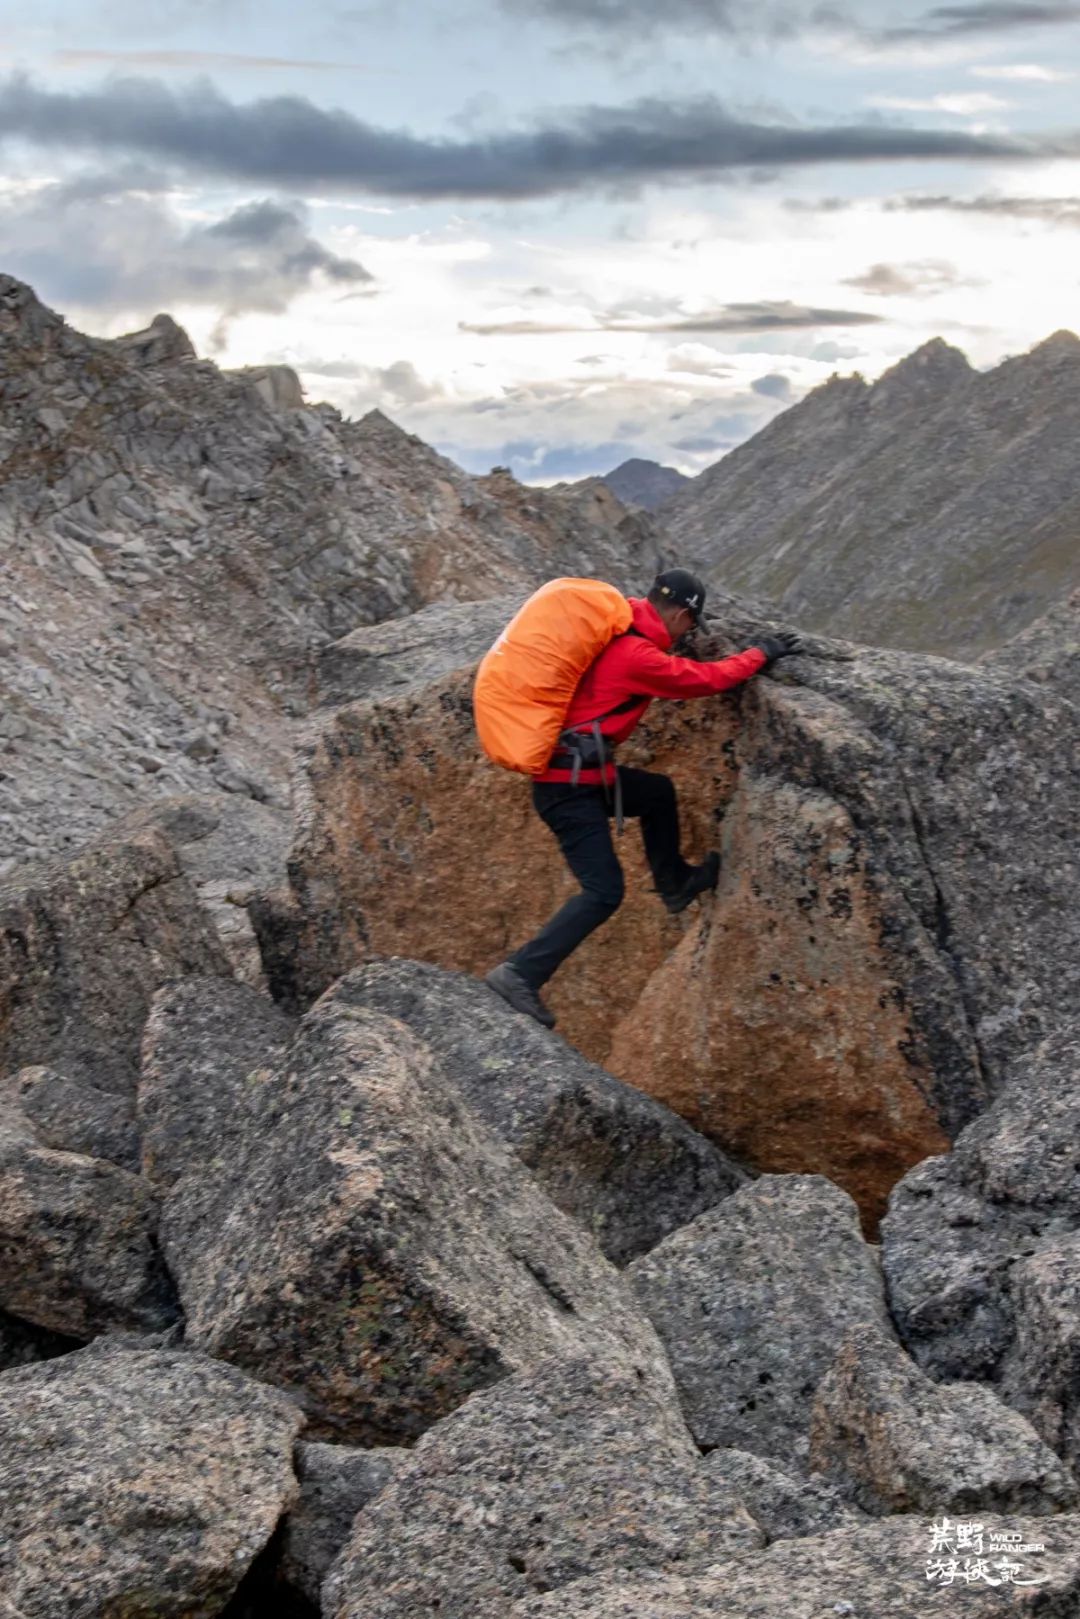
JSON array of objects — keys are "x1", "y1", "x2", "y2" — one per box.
[{"x1": 583, "y1": 865, "x2": 625, "y2": 915}]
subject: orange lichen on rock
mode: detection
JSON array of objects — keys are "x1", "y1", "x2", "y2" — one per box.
[
  {"x1": 607, "y1": 774, "x2": 950, "y2": 1231},
  {"x1": 275, "y1": 675, "x2": 745, "y2": 1063}
]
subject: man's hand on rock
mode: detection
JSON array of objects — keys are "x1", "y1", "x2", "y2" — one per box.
[{"x1": 752, "y1": 631, "x2": 804, "y2": 664}]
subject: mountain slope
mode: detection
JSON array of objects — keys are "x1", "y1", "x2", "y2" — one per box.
[
  {"x1": 661, "y1": 333, "x2": 1080, "y2": 656},
  {"x1": 0, "y1": 275, "x2": 660, "y2": 867}
]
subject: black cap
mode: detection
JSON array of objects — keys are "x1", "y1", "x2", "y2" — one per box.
[{"x1": 653, "y1": 567, "x2": 707, "y2": 624}]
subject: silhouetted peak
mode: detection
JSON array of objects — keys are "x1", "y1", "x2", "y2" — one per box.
[{"x1": 872, "y1": 338, "x2": 972, "y2": 401}]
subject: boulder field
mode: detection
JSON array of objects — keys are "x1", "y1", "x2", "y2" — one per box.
[{"x1": 0, "y1": 586, "x2": 1077, "y2": 1616}]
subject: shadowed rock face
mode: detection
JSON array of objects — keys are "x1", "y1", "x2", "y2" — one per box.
[
  {"x1": 161, "y1": 984, "x2": 674, "y2": 1444},
  {"x1": 139, "y1": 975, "x2": 295, "y2": 1193},
  {"x1": 0, "y1": 823, "x2": 229, "y2": 1095},
  {"x1": 281, "y1": 1441, "x2": 409, "y2": 1607},
  {"x1": 322, "y1": 959, "x2": 745, "y2": 1265},
  {"x1": 704, "y1": 1448, "x2": 865, "y2": 1543},
  {"x1": 882, "y1": 1028, "x2": 1080, "y2": 1414},
  {"x1": 252, "y1": 593, "x2": 1080, "y2": 1227},
  {"x1": 0, "y1": 1103, "x2": 176, "y2": 1338},
  {"x1": 0, "y1": 1305, "x2": 78, "y2": 1372}
]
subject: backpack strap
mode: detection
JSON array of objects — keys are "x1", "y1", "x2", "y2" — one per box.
[{"x1": 549, "y1": 627, "x2": 650, "y2": 832}]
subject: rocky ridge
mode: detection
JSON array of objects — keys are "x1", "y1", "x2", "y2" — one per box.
[
  {"x1": 0, "y1": 274, "x2": 661, "y2": 870},
  {"x1": 662, "y1": 331, "x2": 1080, "y2": 657},
  {"x1": 980, "y1": 585, "x2": 1080, "y2": 706}
]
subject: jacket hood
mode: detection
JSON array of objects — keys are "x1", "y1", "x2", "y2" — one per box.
[{"x1": 630, "y1": 596, "x2": 673, "y2": 650}]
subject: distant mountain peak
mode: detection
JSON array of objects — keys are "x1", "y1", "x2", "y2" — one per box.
[
  {"x1": 1025, "y1": 329, "x2": 1080, "y2": 363},
  {"x1": 601, "y1": 458, "x2": 690, "y2": 512},
  {"x1": 0, "y1": 272, "x2": 63, "y2": 349},
  {"x1": 661, "y1": 324, "x2": 1080, "y2": 663},
  {"x1": 612, "y1": 456, "x2": 674, "y2": 475},
  {"x1": 872, "y1": 338, "x2": 972, "y2": 400}
]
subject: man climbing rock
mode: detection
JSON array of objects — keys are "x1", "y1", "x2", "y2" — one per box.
[{"x1": 485, "y1": 568, "x2": 801, "y2": 1027}]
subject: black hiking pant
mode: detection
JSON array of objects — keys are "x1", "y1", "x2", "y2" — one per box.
[{"x1": 507, "y1": 765, "x2": 692, "y2": 991}]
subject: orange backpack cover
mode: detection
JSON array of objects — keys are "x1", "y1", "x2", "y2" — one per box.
[{"x1": 473, "y1": 578, "x2": 632, "y2": 775}]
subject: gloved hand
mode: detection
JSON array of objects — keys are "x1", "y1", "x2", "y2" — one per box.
[{"x1": 752, "y1": 631, "x2": 804, "y2": 664}]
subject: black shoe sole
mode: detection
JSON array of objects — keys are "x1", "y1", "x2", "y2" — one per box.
[
  {"x1": 484, "y1": 967, "x2": 556, "y2": 1029},
  {"x1": 660, "y1": 855, "x2": 721, "y2": 915}
]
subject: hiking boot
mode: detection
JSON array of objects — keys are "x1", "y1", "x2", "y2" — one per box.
[
  {"x1": 659, "y1": 851, "x2": 721, "y2": 915},
  {"x1": 484, "y1": 963, "x2": 557, "y2": 1029}
]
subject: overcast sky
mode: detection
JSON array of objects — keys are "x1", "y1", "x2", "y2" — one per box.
[{"x1": 2, "y1": 1, "x2": 1079, "y2": 479}]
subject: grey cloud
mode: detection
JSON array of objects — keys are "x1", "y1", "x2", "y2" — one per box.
[
  {"x1": 890, "y1": 192, "x2": 1080, "y2": 223},
  {"x1": 45, "y1": 164, "x2": 172, "y2": 201},
  {"x1": 301, "y1": 357, "x2": 442, "y2": 405},
  {"x1": 499, "y1": 0, "x2": 1080, "y2": 41},
  {"x1": 784, "y1": 196, "x2": 855, "y2": 212},
  {"x1": 53, "y1": 48, "x2": 377, "y2": 72},
  {"x1": 879, "y1": 2, "x2": 1080, "y2": 40},
  {"x1": 498, "y1": 0, "x2": 799, "y2": 35},
  {"x1": 751, "y1": 371, "x2": 794, "y2": 398},
  {"x1": 842, "y1": 259, "x2": 971, "y2": 295},
  {"x1": 204, "y1": 198, "x2": 367, "y2": 283},
  {"x1": 0, "y1": 72, "x2": 1056, "y2": 203},
  {"x1": 811, "y1": 339, "x2": 864, "y2": 361},
  {"x1": 671, "y1": 433, "x2": 730, "y2": 451},
  {"x1": 0, "y1": 177, "x2": 372, "y2": 320},
  {"x1": 461, "y1": 301, "x2": 884, "y2": 334}
]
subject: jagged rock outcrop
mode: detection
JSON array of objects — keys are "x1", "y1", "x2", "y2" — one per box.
[
  {"x1": 509, "y1": 1512, "x2": 1080, "y2": 1617},
  {"x1": 110, "y1": 311, "x2": 197, "y2": 367},
  {"x1": 662, "y1": 331, "x2": 1080, "y2": 658},
  {"x1": 882, "y1": 1029, "x2": 1080, "y2": 1441},
  {"x1": 323, "y1": 1356, "x2": 761, "y2": 1619},
  {"x1": 120, "y1": 793, "x2": 295, "y2": 987},
  {"x1": 0, "y1": 822, "x2": 228, "y2": 1094},
  {"x1": 253, "y1": 592, "x2": 1080, "y2": 1225},
  {"x1": 981, "y1": 586, "x2": 1080, "y2": 706},
  {"x1": 0, "y1": 1102, "x2": 175, "y2": 1338},
  {"x1": 159, "y1": 978, "x2": 673, "y2": 1442},
  {"x1": 626, "y1": 1176, "x2": 891, "y2": 1461},
  {"x1": 281, "y1": 1441, "x2": 409, "y2": 1607},
  {"x1": 323, "y1": 960, "x2": 744, "y2": 1263},
  {"x1": 225, "y1": 362, "x2": 305, "y2": 410},
  {"x1": 0, "y1": 274, "x2": 658, "y2": 866},
  {"x1": 0, "y1": 1341, "x2": 303, "y2": 1619},
  {"x1": 809, "y1": 1324, "x2": 1077, "y2": 1517}
]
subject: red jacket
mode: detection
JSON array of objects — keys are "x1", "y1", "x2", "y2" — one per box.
[{"x1": 537, "y1": 597, "x2": 767, "y2": 785}]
